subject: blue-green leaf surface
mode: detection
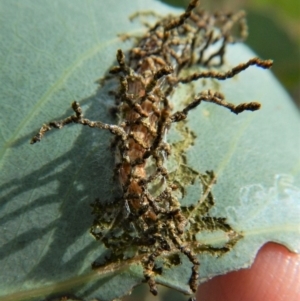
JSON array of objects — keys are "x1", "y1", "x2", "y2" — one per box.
[{"x1": 0, "y1": 1, "x2": 299, "y2": 301}]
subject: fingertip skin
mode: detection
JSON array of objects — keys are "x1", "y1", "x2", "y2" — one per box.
[{"x1": 196, "y1": 243, "x2": 300, "y2": 301}]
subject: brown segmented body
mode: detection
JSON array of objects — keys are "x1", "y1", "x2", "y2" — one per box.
[{"x1": 31, "y1": 0, "x2": 273, "y2": 297}]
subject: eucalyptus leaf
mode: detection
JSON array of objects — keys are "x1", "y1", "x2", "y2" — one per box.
[{"x1": 0, "y1": 1, "x2": 299, "y2": 301}]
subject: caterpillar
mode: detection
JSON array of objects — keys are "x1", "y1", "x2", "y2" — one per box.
[{"x1": 31, "y1": 0, "x2": 273, "y2": 297}]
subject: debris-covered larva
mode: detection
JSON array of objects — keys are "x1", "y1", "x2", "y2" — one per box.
[{"x1": 31, "y1": 0, "x2": 272, "y2": 296}]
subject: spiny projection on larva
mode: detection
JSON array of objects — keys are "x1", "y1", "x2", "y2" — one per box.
[{"x1": 31, "y1": 0, "x2": 272, "y2": 296}]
